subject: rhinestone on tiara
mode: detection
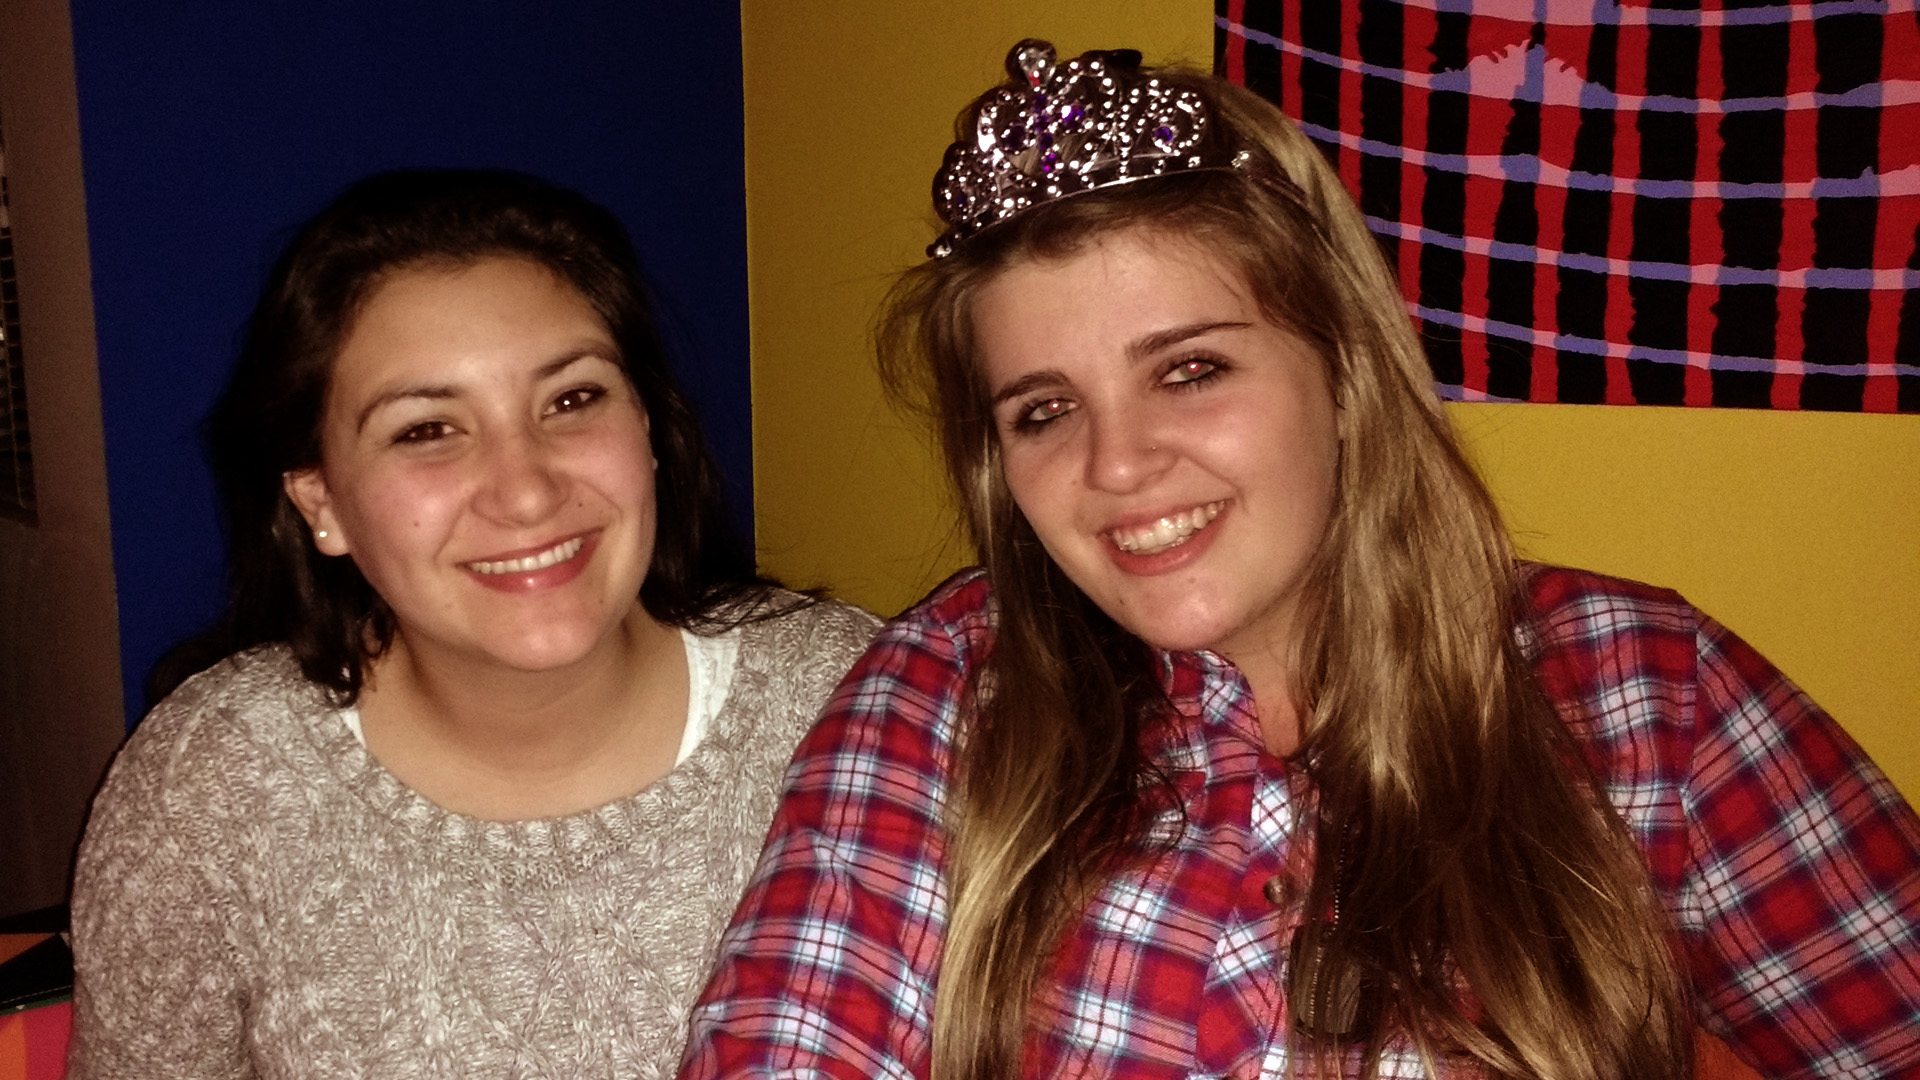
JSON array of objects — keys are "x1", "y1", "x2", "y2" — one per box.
[{"x1": 928, "y1": 41, "x2": 1226, "y2": 258}]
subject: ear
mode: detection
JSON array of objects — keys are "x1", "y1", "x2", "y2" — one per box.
[{"x1": 283, "y1": 468, "x2": 350, "y2": 557}]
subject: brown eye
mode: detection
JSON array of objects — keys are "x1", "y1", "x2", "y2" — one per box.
[
  {"x1": 1163, "y1": 358, "x2": 1218, "y2": 385},
  {"x1": 547, "y1": 385, "x2": 606, "y2": 415},
  {"x1": 395, "y1": 420, "x2": 454, "y2": 444},
  {"x1": 1022, "y1": 398, "x2": 1074, "y2": 425}
]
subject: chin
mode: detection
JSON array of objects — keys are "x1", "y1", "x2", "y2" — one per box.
[
  {"x1": 473, "y1": 622, "x2": 624, "y2": 674},
  {"x1": 1112, "y1": 610, "x2": 1239, "y2": 657}
]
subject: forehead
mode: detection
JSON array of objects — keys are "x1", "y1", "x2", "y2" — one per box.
[
  {"x1": 349, "y1": 255, "x2": 594, "y2": 331},
  {"x1": 970, "y1": 229, "x2": 1259, "y2": 370},
  {"x1": 1001, "y1": 225, "x2": 1250, "y2": 294},
  {"x1": 333, "y1": 257, "x2": 610, "y2": 373}
]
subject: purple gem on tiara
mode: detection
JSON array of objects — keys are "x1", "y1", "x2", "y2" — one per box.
[{"x1": 1153, "y1": 125, "x2": 1176, "y2": 151}]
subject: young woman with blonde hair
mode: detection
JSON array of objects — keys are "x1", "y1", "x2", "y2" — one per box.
[{"x1": 680, "y1": 44, "x2": 1920, "y2": 1079}]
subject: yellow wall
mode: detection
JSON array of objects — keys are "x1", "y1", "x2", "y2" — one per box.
[
  {"x1": 740, "y1": 1, "x2": 1918, "y2": 800},
  {"x1": 740, "y1": 0, "x2": 1212, "y2": 609},
  {"x1": 1451, "y1": 405, "x2": 1919, "y2": 800}
]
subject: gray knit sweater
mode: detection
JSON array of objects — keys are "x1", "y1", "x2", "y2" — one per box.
[{"x1": 67, "y1": 599, "x2": 879, "y2": 1080}]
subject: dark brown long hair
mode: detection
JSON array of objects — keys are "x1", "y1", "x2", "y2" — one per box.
[
  {"x1": 879, "y1": 56, "x2": 1688, "y2": 1080},
  {"x1": 150, "y1": 169, "x2": 780, "y2": 707}
]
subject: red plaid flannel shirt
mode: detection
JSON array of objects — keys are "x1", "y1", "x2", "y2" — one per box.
[{"x1": 681, "y1": 565, "x2": 1920, "y2": 1079}]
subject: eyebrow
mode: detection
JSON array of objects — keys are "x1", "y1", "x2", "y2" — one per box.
[
  {"x1": 990, "y1": 370, "x2": 1065, "y2": 407},
  {"x1": 1129, "y1": 320, "x2": 1251, "y2": 359},
  {"x1": 352, "y1": 350, "x2": 612, "y2": 433},
  {"x1": 988, "y1": 320, "x2": 1253, "y2": 406}
]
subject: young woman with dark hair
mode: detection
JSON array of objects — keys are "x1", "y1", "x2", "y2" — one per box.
[
  {"x1": 679, "y1": 45, "x2": 1920, "y2": 1080},
  {"x1": 68, "y1": 169, "x2": 877, "y2": 1079}
]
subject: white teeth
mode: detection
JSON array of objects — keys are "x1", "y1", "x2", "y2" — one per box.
[
  {"x1": 1109, "y1": 502, "x2": 1224, "y2": 556},
  {"x1": 466, "y1": 536, "x2": 585, "y2": 575}
]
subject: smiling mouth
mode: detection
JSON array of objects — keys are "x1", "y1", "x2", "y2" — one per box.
[
  {"x1": 464, "y1": 536, "x2": 587, "y2": 576},
  {"x1": 1108, "y1": 502, "x2": 1225, "y2": 556}
]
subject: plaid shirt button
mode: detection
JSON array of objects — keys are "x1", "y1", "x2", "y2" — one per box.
[{"x1": 1261, "y1": 873, "x2": 1293, "y2": 909}]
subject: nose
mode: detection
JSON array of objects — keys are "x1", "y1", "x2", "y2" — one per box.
[
  {"x1": 1082, "y1": 406, "x2": 1173, "y2": 494},
  {"x1": 474, "y1": 426, "x2": 567, "y2": 525}
]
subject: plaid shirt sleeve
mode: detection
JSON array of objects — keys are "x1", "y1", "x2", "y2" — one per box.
[
  {"x1": 1524, "y1": 566, "x2": 1920, "y2": 1080},
  {"x1": 1682, "y1": 612, "x2": 1920, "y2": 1077},
  {"x1": 677, "y1": 574, "x2": 988, "y2": 1080}
]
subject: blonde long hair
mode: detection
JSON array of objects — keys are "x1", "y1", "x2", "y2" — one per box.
[{"x1": 879, "y1": 60, "x2": 1688, "y2": 1080}]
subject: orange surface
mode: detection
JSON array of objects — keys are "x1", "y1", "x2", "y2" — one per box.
[
  {"x1": 0, "y1": 938, "x2": 47, "y2": 969},
  {"x1": 1698, "y1": 1028, "x2": 1764, "y2": 1080}
]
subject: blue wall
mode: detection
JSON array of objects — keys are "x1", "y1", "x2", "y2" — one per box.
[{"x1": 68, "y1": 3, "x2": 752, "y2": 725}]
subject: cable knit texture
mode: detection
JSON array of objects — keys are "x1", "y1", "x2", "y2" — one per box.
[{"x1": 67, "y1": 598, "x2": 879, "y2": 1080}]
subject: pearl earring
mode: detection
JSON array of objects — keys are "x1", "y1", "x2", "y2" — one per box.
[{"x1": 316, "y1": 530, "x2": 328, "y2": 540}]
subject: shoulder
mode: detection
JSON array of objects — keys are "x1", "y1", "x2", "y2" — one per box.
[
  {"x1": 144, "y1": 643, "x2": 322, "y2": 725},
  {"x1": 869, "y1": 567, "x2": 997, "y2": 669},
  {"x1": 1512, "y1": 563, "x2": 1854, "y2": 813},
  {"x1": 1515, "y1": 563, "x2": 1702, "y2": 656},
  {"x1": 1514, "y1": 562, "x2": 1800, "y2": 704},
  {"x1": 75, "y1": 647, "x2": 334, "y2": 886},
  {"x1": 701, "y1": 594, "x2": 876, "y2": 753},
  {"x1": 818, "y1": 569, "x2": 994, "y2": 730},
  {"x1": 71, "y1": 646, "x2": 330, "y2": 958},
  {"x1": 727, "y1": 593, "x2": 882, "y2": 717},
  {"x1": 1511, "y1": 564, "x2": 1716, "y2": 788},
  {"x1": 89, "y1": 646, "x2": 327, "y2": 825},
  {"x1": 738, "y1": 590, "x2": 883, "y2": 669},
  {"x1": 742, "y1": 575, "x2": 990, "y2": 865},
  {"x1": 787, "y1": 569, "x2": 994, "y2": 772},
  {"x1": 1514, "y1": 562, "x2": 1709, "y2": 707},
  {"x1": 736, "y1": 571, "x2": 997, "y2": 696}
]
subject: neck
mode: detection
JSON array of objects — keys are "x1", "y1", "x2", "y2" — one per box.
[
  {"x1": 1219, "y1": 639, "x2": 1302, "y2": 757},
  {"x1": 357, "y1": 604, "x2": 689, "y2": 817}
]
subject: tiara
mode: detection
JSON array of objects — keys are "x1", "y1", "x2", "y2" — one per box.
[{"x1": 928, "y1": 41, "x2": 1240, "y2": 258}]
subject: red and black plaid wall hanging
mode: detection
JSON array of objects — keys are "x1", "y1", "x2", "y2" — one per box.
[{"x1": 1216, "y1": 0, "x2": 1920, "y2": 412}]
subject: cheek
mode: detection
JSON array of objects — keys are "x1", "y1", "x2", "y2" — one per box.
[
  {"x1": 1263, "y1": 413, "x2": 1340, "y2": 534},
  {"x1": 570, "y1": 423, "x2": 659, "y2": 530},
  {"x1": 623, "y1": 462, "x2": 659, "y2": 533},
  {"x1": 1232, "y1": 371, "x2": 1339, "y2": 483},
  {"x1": 345, "y1": 468, "x2": 465, "y2": 560},
  {"x1": 998, "y1": 445, "x2": 1074, "y2": 541}
]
